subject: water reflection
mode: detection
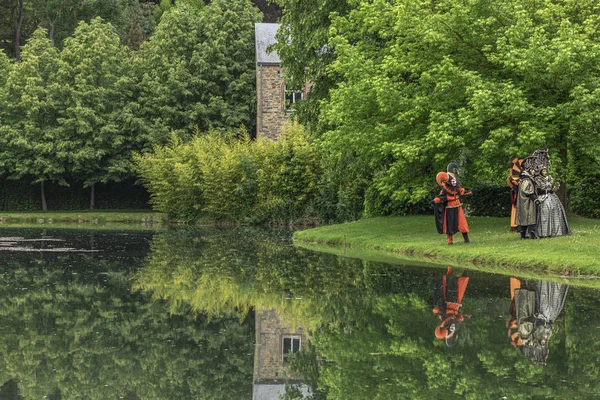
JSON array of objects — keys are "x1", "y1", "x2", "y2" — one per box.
[
  {"x1": 0, "y1": 228, "x2": 253, "y2": 399},
  {"x1": 0, "y1": 227, "x2": 599, "y2": 398},
  {"x1": 507, "y1": 277, "x2": 569, "y2": 365},
  {"x1": 432, "y1": 266, "x2": 471, "y2": 347},
  {"x1": 254, "y1": 309, "x2": 312, "y2": 399},
  {"x1": 136, "y1": 227, "x2": 600, "y2": 399}
]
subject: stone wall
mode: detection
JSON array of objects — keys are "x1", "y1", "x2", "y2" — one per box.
[{"x1": 256, "y1": 64, "x2": 290, "y2": 140}]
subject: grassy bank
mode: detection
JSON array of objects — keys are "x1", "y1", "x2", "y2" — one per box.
[
  {"x1": 293, "y1": 215, "x2": 600, "y2": 276},
  {"x1": 0, "y1": 210, "x2": 167, "y2": 229}
]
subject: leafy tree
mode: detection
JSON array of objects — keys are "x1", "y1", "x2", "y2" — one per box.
[
  {"x1": 31, "y1": 0, "x2": 81, "y2": 47},
  {"x1": 56, "y1": 17, "x2": 137, "y2": 209},
  {"x1": 278, "y1": 0, "x2": 600, "y2": 217},
  {"x1": 0, "y1": 27, "x2": 64, "y2": 210},
  {"x1": 135, "y1": 0, "x2": 262, "y2": 145}
]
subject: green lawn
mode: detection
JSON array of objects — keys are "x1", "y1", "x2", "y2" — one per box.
[
  {"x1": 0, "y1": 210, "x2": 167, "y2": 230},
  {"x1": 293, "y1": 215, "x2": 600, "y2": 276}
]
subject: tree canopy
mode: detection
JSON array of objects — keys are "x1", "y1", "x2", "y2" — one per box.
[{"x1": 276, "y1": 0, "x2": 600, "y2": 216}]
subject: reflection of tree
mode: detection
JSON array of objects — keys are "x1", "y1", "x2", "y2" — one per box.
[
  {"x1": 135, "y1": 227, "x2": 600, "y2": 399},
  {"x1": 0, "y1": 234, "x2": 254, "y2": 399}
]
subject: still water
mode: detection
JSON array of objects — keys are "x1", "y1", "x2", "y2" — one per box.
[{"x1": 0, "y1": 227, "x2": 597, "y2": 399}]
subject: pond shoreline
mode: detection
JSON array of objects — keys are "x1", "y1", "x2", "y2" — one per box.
[{"x1": 293, "y1": 215, "x2": 600, "y2": 278}]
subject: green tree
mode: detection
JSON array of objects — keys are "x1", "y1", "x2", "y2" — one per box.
[
  {"x1": 135, "y1": 0, "x2": 262, "y2": 145},
  {"x1": 56, "y1": 17, "x2": 136, "y2": 209},
  {"x1": 279, "y1": 0, "x2": 600, "y2": 217},
  {"x1": 0, "y1": 28, "x2": 64, "y2": 210}
]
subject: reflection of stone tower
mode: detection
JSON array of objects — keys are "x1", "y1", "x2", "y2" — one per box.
[{"x1": 253, "y1": 308, "x2": 311, "y2": 399}]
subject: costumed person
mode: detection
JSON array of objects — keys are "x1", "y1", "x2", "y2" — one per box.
[
  {"x1": 507, "y1": 158, "x2": 523, "y2": 231},
  {"x1": 514, "y1": 157, "x2": 538, "y2": 239},
  {"x1": 534, "y1": 167, "x2": 570, "y2": 238},
  {"x1": 506, "y1": 277, "x2": 569, "y2": 365},
  {"x1": 432, "y1": 163, "x2": 473, "y2": 245},
  {"x1": 432, "y1": 266, "x2": 471, "y2": 347}
]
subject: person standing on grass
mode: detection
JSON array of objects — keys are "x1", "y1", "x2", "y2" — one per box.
[
  {"x1": 515, "y1": 166, "x2": 539, "y2": 240},
  {"x1": 432, "y1": 163, "x2": 473, "y2": 245}
]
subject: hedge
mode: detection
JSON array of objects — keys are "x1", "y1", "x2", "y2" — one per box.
[{"x1": 0, "y1": 178, "x2": 150, "y2": 211}]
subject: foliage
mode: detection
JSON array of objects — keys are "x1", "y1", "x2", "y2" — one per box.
[
  {"x1": 0, "y1": 178, "x2": 149, "y2": 211},
  {"x1": 277, "y1": 0, "x2": 600, "y2": 218},
  {"x1": 134, "y1": 0, "x2": 262, "y2": 145},
  {"x1": 253, "y1": 123, "x2": 322, "y2": 223},
  {"x1": 272, "y1": 0, "x2": 351, "y2": 134},
  {"x1": 57, "y1": 17, "x2": 138, "y2": 189},
  {"x1": 0, "y1": 28, "x2": 65, "y2": 186},
  {"x1": 133, "y1": 133, "x2": 210, "y2": 220},
  {"x1": 461, "y1": 184, "x2": 511, "y2": 218},
  {"x1": 134, "y1": 124, "x2": 322, "y2": 223}
]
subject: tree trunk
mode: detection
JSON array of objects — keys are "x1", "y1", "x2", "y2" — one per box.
[
  {"x1": 90, "y1": 182, "x2": 95, "y2": 210},
  {"x1": 40, "y1": 181, "x2": 47, "y2": 211},
  {"x1": 48, "y1": 19, "x2": 56, "y2": 47},
  {"x1": 13, "y1": 0, "x2": 24, "y2": 61}
]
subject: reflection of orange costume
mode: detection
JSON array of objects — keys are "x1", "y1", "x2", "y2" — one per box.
[
  {"x1": 433, "y1": 266, "x2": 470, "y2": 340},
  {"x1": 507, "y1": 277, "x2": 523, "y2": 347}
]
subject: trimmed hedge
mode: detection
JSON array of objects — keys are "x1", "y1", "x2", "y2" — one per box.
[
  {"x1": 568, "y1": 175, "x2": 600, "y2": 219},
  {"x1": 0, "y1": 178, "x2": 150, "y2": 211},
  {"x1": 460, "y1": 184, "x2": 512, "y2": 218}
]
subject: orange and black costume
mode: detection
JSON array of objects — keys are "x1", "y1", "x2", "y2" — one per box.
[{"x1": 432, "y1": 163, "x2": 472, "y2": 245}]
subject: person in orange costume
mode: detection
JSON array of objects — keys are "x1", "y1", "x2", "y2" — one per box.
[
  {"x1": 507, "y1": 158, "x2": 524, "y2": 231},
  {"x1": 432, "y1": 163, "x2": 473, "y2": 245},
  {"x1": 432, "y1": 266, "x2": 471, "y2": 347}
]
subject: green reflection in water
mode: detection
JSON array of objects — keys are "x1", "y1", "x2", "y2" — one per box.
[
  {"x1": 135, "y1": 227, "x2": 600, "y2": 399},
  {"x1": 0, "y1": 228, "x2": 253, "y2": 399}
]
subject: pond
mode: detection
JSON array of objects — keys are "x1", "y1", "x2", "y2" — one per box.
[{"x1": 0, "y1": 226, "x2": 597, "y2": 399}]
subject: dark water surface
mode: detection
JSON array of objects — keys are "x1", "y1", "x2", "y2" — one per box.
[{"x1": 0, "y1": 227, "x2": 597, "y2": 399}]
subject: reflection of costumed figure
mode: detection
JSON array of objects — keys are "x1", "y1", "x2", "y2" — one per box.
[
  {"x1": 506, "y1": 277, "x2": 569, "y2": 365},
  {"x1": 432, "y1": 163, "x2": 473, "y2": 245},
  {"x1": 433, "y1": 266, "x2": 471, "y2": 347},
  {"x1": 534, "y1": 168, "x2": 570, "y2": 238}
]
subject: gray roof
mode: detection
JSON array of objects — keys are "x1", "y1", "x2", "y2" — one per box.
[{"x1": 255, "y1": 23, "x2": 281, "y2": 65}]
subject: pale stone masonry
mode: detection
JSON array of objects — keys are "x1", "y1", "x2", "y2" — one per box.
[
  {"x1": 255, "y1": 23, "x2": 307, "y2": 140},
  {"x1": 256, "y1": 63, "x2": 287, "y2": 140},
  {"x1": 253, "y1": 308, "x2": 305, "y2": 381}
]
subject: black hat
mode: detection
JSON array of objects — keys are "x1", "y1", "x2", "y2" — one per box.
[{"x1": 447, "y1": 163, "x2": 459, "y2": 175}]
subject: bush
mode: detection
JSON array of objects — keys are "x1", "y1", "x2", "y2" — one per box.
[
  {"x1": 0, "y1": 178, "x2": 149, "y2": 211},
  {"x1": 569, "y1": 175, "x2": 600, "y2": 218},
  {"x1": 133, "y1": 134, "x2": 204, "y2": 220},
  {"x1": 461, "y1": 184, "x2": 511, "y2": 218},
  {"x1": 135, "y1": 124, "x2": 322, "y2": 223}
]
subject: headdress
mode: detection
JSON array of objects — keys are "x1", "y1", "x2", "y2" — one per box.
[
  {"x1": 447, "y1": 162, "x2": 459, "y2": 176},
  {"x1": 521, "y1": 148, "x2": 549, "y2": 175},
  {"x1": 436, "y1": 172, "x2": 449, "y2": 186}
]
